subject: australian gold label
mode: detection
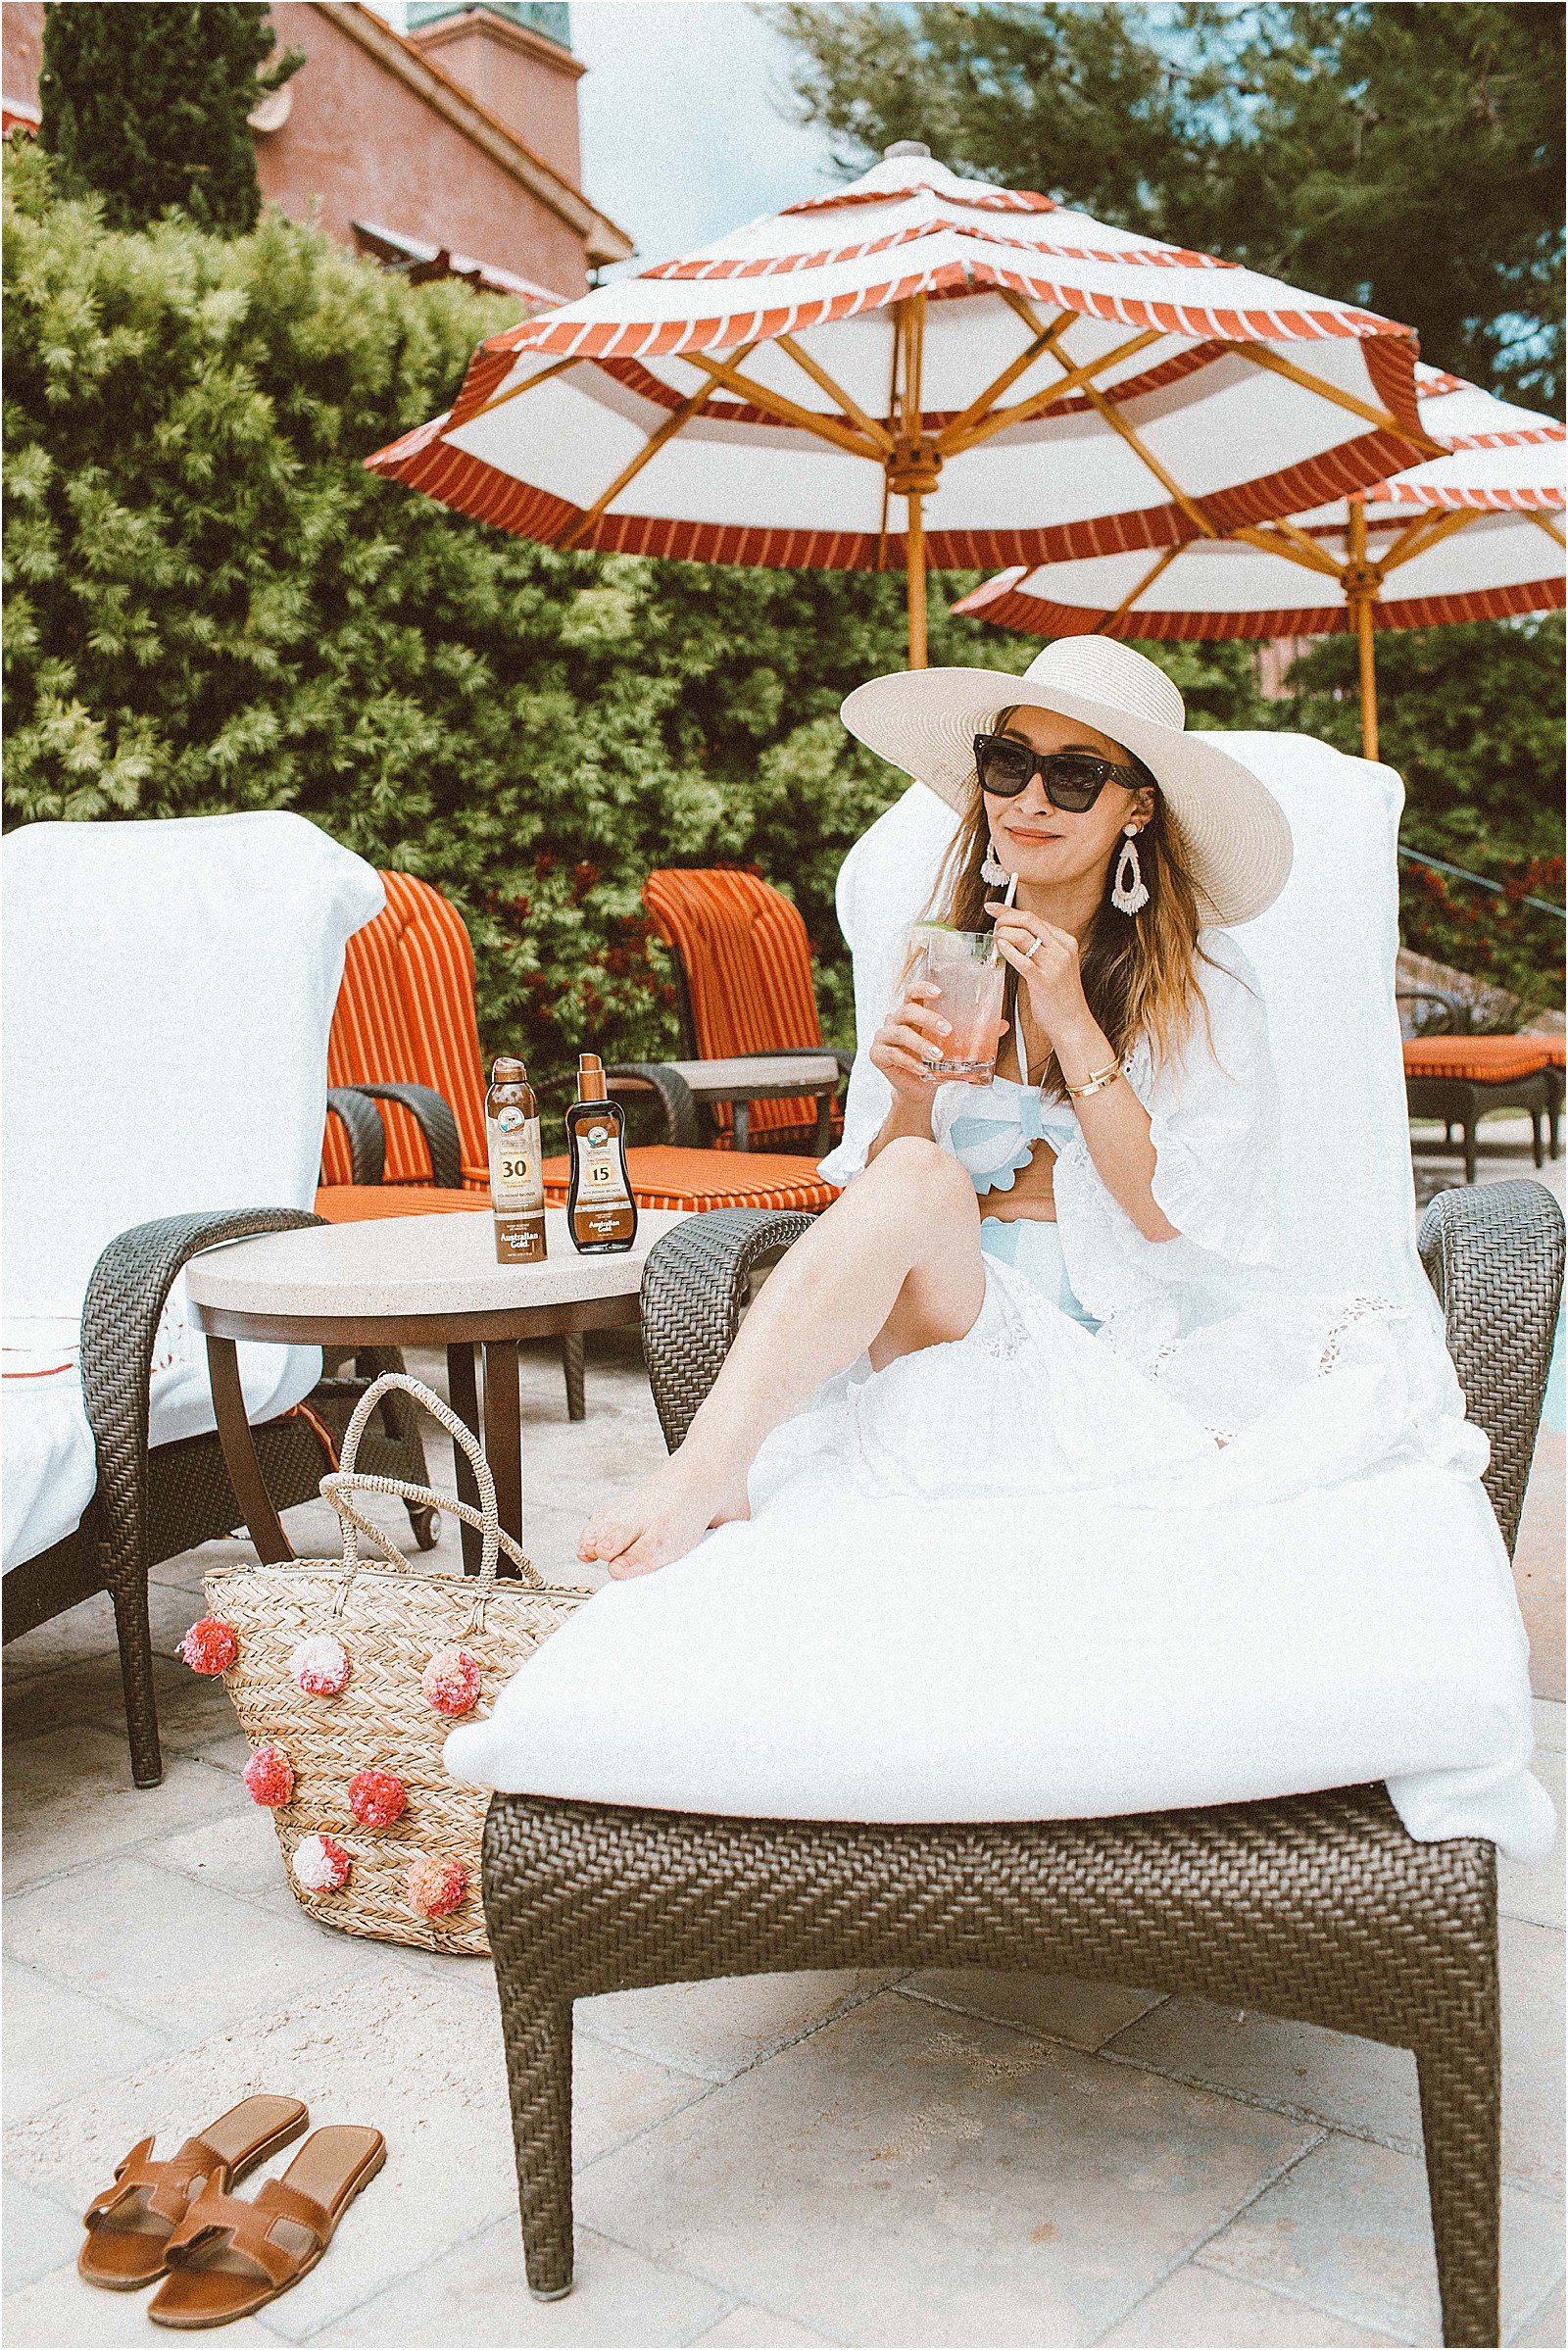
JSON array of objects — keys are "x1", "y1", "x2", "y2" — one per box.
[
  {"x1": 577, "y1": 1127, "x2": 631, "y2": 1208},
  {"x1": 488, "y1": 1113, "x2": 544, "y2": 1210}
]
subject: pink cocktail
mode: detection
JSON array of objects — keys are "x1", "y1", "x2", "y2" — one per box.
[{"x1": 909, "y1": 928, "x2": 1005, "y2": 1081}]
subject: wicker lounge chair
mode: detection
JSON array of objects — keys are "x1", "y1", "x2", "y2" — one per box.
[
  {"x1": 482, "y1": 1176, "x2": 1563, "y2": 2348},
  {"x1": 636, "y1": 866, "x2": 852, "y2": 1152},
  {"x1": 3, "y1": 818, "x2": 431, "y2": 1788},
  {"x1": 1397, "y1": 988, "x2": 1556, "y2": 1183}
]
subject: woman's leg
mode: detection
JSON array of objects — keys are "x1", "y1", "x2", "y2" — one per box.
[{"x1": 579, "y1": 1139, "x2": 986, "y2": 1575}]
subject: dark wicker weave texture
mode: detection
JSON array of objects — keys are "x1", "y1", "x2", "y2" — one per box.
[
  {"x1": 1419, "y1": 1178, "x2": 1565, "y2": 1555},
  {"x1": 485, "y1": 1179, "x2": 1564, "y2": 2342}
]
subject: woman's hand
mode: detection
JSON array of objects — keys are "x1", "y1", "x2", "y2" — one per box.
[
  {"x1": 986, "y1": 902, "x2": 1094, "y2": 1053},
  {"x1": 868, "y1": 983, "x2": 952, "y2": 1104}
]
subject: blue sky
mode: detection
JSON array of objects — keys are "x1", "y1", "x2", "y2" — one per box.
[{"x1": 370, "y1": 1, "x2": 845, "y2": 267}]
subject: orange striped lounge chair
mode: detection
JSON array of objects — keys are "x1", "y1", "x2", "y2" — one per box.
[
  {"x1": 1401, "y1": 1033, "x2": 1555, "y2": 1185},
  {"x1": 634, "y1": 867, "x2": 854, "y2": 1155},
  {"x1": 320, "y1": 868, "x2": 839, "y2": 1230}
]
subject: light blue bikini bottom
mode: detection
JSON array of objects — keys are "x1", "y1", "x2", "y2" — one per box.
[{"x1": 979, "y1": 1216, "x2": 1101, "y2": 1333}]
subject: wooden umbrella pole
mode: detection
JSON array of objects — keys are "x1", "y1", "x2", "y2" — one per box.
[
  {"x1": 906, "y1": 493, "x2": 928, "y2": 667},
  {"x1": 893, "y1": 292, "x2": 935, "y2": 670},
  {"x1": 1346, "y1": 501, "x2": 1380, "y2": 762}
]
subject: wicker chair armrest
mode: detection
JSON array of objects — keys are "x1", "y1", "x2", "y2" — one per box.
[
  {"x1": 79, "y1": 1208, "x2": 324, "y2": 1585},
  {"x1": 606, "y1": 1063, "x2": 700, "y2": 1150},
  {"x1": 1397, "y1": 987, "x2": 1470, "y2": 1038},
  {"x1": 1419, "y1": 1179, "x2": 1565, "y2": 1555},
  {"x1": 324, "y1": 1089, "x2": 387, "y2": 1187},
  {"x1": 346, "y1": 1082, "x2": 463, "y2": 1191},
  {"x1": 641, "y1": 1207, "x2": 814, "y2": 1450}
]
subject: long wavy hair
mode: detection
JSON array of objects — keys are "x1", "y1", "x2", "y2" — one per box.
[{"x1": 924, "y1": 705, "x2": 1215, "y2": 1098}]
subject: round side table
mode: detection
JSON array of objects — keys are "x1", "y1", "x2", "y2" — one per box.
[{"x1": 186, "y1": 1208, "x2": 686, "y2": 1568}]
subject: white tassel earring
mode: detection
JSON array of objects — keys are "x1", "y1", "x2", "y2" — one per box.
[
  {"x1": 1110, "y1": 824, "x2": 1150, "y2": 915},
  {"x1": 979, "y1": 836, "x2": 1009, "y2": 887}
]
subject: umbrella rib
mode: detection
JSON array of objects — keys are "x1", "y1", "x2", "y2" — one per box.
[
  {"x1": 1526, "y1": 509, "x2": 1567, "y2": 549},
  {"x1": 1374, "y1": 506, "x2": 1479, "y2": 574},
  {"x1": 1229, "y1": 519, "x2": 1348, "y2": 580},
  {"x1": 1102, "y1": 544, "x2": 1184, "y2": 626},
  {"x1": 1076, "y1": 376, "x2": 1219, "y2": 538},
  {"x1": 935, "y1": 296, "x2": 1075, "y2": 451},
  {"x1": 675, "y1": 350, "x2": 886, "y2": 461},
  {"x1": 558, "y1": 362, "x2": 750, "y2": 548},
  {"x1": 772, "y1": 335, "x2": 895, "y2": 454},
  {"x1": 940, "y1": 329, "x2": 1164, "y2": 456},
  {"x1": 1223, "y1": 342, "x2": 1446, "y2": 460},
  {"x1": 463, "y1": 349, "x2": 587, "y2": 425}
]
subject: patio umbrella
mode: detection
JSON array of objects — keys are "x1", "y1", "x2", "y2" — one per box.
[
  {"x1": 952, "y1": 367, "x2": 1565, "y2": 756},
  {"x1": 368, "y1": 147, "x2": 1438, "y2": 669}
]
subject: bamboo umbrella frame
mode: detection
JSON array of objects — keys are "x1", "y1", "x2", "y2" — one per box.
[
  {"x1": 955, "y1": 369, "x2": 1565, "y2": 756},
  {"x1": 369, "y1": 152, "x2": 1442, "y2": 672}
]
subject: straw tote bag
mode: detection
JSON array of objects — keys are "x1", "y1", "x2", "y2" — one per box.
[{"x1": 201, "y1": 1372, "x2": 590, "y2": 1957}]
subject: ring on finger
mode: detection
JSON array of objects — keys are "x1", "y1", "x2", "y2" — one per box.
[{"x1": 1022, "y1": 937, "x2": 1044, "y2": 961}]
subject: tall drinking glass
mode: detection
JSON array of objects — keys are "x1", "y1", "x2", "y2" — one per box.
[{"x1": 907, "y1": 926, "x2": 1005, "y2": 1082}]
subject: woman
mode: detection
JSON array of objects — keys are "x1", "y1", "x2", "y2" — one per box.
[{"x1": 580, "y1": 638, "x2": 1481, "y2": 1577}]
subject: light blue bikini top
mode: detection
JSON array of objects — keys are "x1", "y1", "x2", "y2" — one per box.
[{"x1": 947, "y1": 1074, "x2": 1080, "y2": 1198}]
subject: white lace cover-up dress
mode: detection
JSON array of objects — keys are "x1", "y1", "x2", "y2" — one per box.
[{"x1": 749, "y1": 929, "x2": 1487, "y2": 1517}]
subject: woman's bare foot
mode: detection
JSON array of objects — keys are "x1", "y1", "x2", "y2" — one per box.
[{"x1": 578, "y1": 1451, "x2": 752, "y2": 1578}]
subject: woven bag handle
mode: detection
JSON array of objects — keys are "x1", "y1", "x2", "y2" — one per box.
[{"x1": 320, "y1": 1370, "x2": 542, "y2": 1598}]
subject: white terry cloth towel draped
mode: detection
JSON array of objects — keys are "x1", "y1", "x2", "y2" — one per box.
[
  {"x1": 2, "y1": 812, "x2": 384, "y2": 1570},
  {"x1": 448, "y1": 734, "x2": 1552, "y2": 1862}
]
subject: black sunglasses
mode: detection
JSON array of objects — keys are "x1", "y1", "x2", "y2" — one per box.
[{"x1": 973, "y1": 733, "x2": 1148, "y2": 811}]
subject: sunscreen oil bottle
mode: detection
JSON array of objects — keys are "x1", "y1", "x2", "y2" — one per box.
[
  {"x1": 486, "y1": 1055, "x2": 547, "y2": 1264},
  {"x1": 564, "y1": 1053, "x2": 637, "y2": 1253}
]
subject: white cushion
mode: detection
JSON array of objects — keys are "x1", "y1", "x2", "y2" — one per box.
[
  {"x1": 447, "y1": 734, "x2": 1549, "y2": 1858},
  {"x1": 2, "y1": 811, "x2": 382, "y2": 1570},
  {"x1": 448, "y1": 1460, "x2": 1551, "y2": 1861}
]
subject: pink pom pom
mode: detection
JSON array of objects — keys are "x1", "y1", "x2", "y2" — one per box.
[
  {"x1": 180, "y1": 1617, "x2": 238, "y2": 1676},
  {"x1": 420, "y1": 1646, "x2": 481, "y2": 1716},
  {"x1": 242, "y1": 1745, "x2": 294, "y2": 1808},
  {"x1": 407, "y1": 1853, "x2": 466, "y2": 1919},
  {"x1": 292, "y1": 1834, "x2": 351, "y2": 1893},
  {"x1": 348, "y1": 1768, "x2": 407, "y2": 1829},
  {"x1": 288, "y1": 1634, "x2": 351, "y2": 1697}
]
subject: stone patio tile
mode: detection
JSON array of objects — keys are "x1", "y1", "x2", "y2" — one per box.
[
  {"x1": 0, "y1": 2264, "x2": 285, "y2": 2346},
  {"x1": 575, "y1": 1987, "x2": 1318, "y2": 2347},
  {"x1": 3, "y1": 1857, "x2": 373, "y2": 2040},
  {"x1": 1105, "y1": 1997, "x2": 1424, "y2": 2148},
  {"x1": 3, "y1": 1729, "x2": 248, "y2": 1893},
  {"x1": 1100, "y1": 2262, "x2": 1402, "y2": 2345},
  {"x1": 1500, "y1": 1746, "x2": 1564, "y2": 1930},
  {"x1": 690, "y1": 2304, "x2": 839, "y2": 2346},
  {"x1": 311, "y1": 2216, "x2": 723, "y2": 2347},
  {"x1": 1196, "y1": 2130, "x2": 1563, "y2": 2343},
  {"x1": 1, "y1": 2177, "x2": 90, "y2": 2295},
  {"x1": 575, "y1": 1971, "x2": 903, "y2": 2084},
  {"x1": 3, "y1": 1961, "x2": 714, "y2": 2344},
  {"x1": 1498, "y1": 1918, "x2": 1566, "y2": 2195},
  {"x1": 3, "y1": 1583, "x2": 210, "y2": 1679},
  {"x1": 3, "y1": 1959, "x2": 172, "y2": 2123},
  {"x1": 1511, "y1": 2277, "x2": 1567, "y2": 2347},
  {"x1": 1532, "y1": 1699, "x2": 1565, "y2": 1755},
  {"x1": 138, "y1": 1796, "x2": 302, "y2": 1907},
  {"x1": 1104, "y1": 1911, "x2": 1562, "y2": 2196},
  {"x1": 901, "y1": 1973, "x2": 1163, "y2": 2053}
]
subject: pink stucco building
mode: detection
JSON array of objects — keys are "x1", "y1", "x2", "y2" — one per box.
[{"x1": 1, "y1": 1, "x2": 631, "y2": 301}]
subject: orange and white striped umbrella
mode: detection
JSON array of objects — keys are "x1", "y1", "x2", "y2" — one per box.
[
  {"x1": 368, "y1": 147, "x2": 1435, "y2": 668},
  {"x1": 953, "y1": 367, "x2": 1565, "y2": 755}
]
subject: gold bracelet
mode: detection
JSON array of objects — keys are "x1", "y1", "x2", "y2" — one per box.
[{"x1": 1063, "y1": 1058, "x2": 1122, "y2": 1101}]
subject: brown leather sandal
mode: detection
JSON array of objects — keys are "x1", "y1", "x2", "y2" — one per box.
[
  {"x1": 77, "y1": 2096, "x2": 308, "y2": 2291},
  {"x1": 146, "y1": 2125, "x2": 386, "y2": 2329}
]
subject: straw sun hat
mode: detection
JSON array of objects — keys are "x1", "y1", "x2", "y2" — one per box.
[{"x1": 840, "y1": 636, "x2": 1293, "y2": 927}]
